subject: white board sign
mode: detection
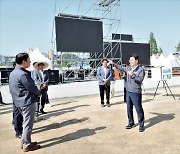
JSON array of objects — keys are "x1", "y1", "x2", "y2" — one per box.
[{"x1": 151, "y1": 67, "x2": 172, "y2": 81}]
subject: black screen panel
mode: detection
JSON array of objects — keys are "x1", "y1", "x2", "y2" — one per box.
[
  {"x1": 121, "y1": 43, "x2": 150, "y2": 65},
  {"x1": 102, "y1": 42, "x2": 150, "y2": 65},
  {"x1": 112, "y1": 34, "x2": 133, "y2": 41},
  {"x1": 55, "y1": 16, "x2": 103, "y2": 53}
]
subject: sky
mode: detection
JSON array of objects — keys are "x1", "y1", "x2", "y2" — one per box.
[{"x1": 0, "y1": 0, "x2": 180, "y2": 57}]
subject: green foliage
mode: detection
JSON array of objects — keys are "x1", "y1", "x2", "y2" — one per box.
[
  {"x1": 158, "y1": 47, "x2": 163, "y2": 56},
  {"x1": 62, "y1": 53, "x2": 81, "y2": 60},
  {"x1": 55, "y1": 53, "x2": 81, "y2": 68},
  {"x1": 176, "y1": 42, "x2": 180, "y2": 52},
  {"x1": 148, "y1": 32, "x2": 159, "y2": 56}
]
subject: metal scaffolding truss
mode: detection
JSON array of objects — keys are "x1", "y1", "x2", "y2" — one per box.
[
  {"x1": 92, "y1": 0, "x2": 122, "y2": 64},
  {"x1": 52, "y1": 0, "x2": 122, "y2": 82}
]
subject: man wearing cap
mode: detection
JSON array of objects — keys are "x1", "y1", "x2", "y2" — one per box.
[{"x1": 33, "y1": 62, "x2": 49, "y2": 114}]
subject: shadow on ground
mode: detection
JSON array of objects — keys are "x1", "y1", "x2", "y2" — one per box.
[
  {"x1": 110, "y1": 101, "x2": 125, "y2": 106},
  {"x1": 35, "y1": 105, "x2": 90, "y2": 122},
  {"x1": 145, "y1": 112, "x2": 175, "y2": 129},
  {"x1": 33, "y1": 117, "x2": 89, "y2": 134},
  {"x1": 52, "y1": 100, "x2": 78, "y2": 107},
  {"x1": 38, "y1": 126, "x2": 106, "y2": 149}
]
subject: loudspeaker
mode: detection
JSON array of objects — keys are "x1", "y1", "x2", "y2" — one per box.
[
  {"x1": 47, "y1": 70, "x2": 59, "y2": 84},
  {"x1": 1, "y1": 78, "x2": 9, "y2": 84},
  {"x1": 0, "y1": 70, "x2": 12, "y2": 84},
  {"x1": 148, "y1": 70, "x2": 152, "y2": 78}
]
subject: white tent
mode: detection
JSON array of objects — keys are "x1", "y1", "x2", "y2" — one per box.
[
  {"x1": 172, "y1": 57, "x2": 180, "y2": 67},
  {"x1": 28, "y1": 47, "x2": 52, "y2": 71},
  {"x1": 157, "y1": 54, "x2": 167, "y2": 66},
  {"x1": 167, "y1": 52, "x2": 175, "y2": 61},
  {"x1": 151, "y1": 53, "x2": 180, "y2": 68},
  {"x1": 166, "y1": 52, "x2": 180, "y2": 67},
  {"x1": 166, "y1": 52, "x2": 176, "y2": 67},
  {"x1": 150, "y1": 54, "x2": 158, "y2": 67}
]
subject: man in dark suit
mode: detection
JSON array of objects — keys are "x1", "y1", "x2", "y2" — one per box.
[
  {"x1": 11, "y1": 62, "x2": 23, "y2": 138},
  {"x1": 109, "y1": 54, "x2": 145, "y2": 132},
  {"x1": 97, "y1": 59, "x2": 112, "y2": 107},
  {"x1": 9, "y1": 53, "x2": 41, "y2": 152},
  {"x1": 32, "y1": 62, "x2": 49, "y2": 114}
]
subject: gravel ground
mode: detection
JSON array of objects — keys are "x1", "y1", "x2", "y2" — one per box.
[{"x1": 0, "y1": 85, "x2": 180, "y2": 154}]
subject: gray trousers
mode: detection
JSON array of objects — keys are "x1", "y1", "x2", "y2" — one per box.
[{"x1": 20, "y1": 103, "x2": 36, "y2": 148}]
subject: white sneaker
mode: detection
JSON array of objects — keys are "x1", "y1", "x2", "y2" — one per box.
[{"x1": 45, "y1": 103, "x2": 53, "y2": 107}]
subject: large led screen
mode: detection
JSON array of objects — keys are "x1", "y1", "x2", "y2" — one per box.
[
  {"x1": 55, "y1": 16, "x2": 103, "y2": 53},
  {"x1": 121, "y1": 43, "x2": 150, "y2": 65},
  {"x1": 102, "y1": 42, "x2": 150, "y2": 65}
]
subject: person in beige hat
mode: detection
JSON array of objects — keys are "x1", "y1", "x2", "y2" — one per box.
[{"x1": 32, "y1": 62, "x2": 49, "y2": 115}]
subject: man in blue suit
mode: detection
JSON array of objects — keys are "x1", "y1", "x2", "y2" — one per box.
[
  {"x1": 9, "y1": 53, "x2": 41, "y2": 152},
  {"x1": 109, "y1": 54, "x2": 145, "y2": 132},
  {"x1": 97, "y1": 59, "x2": 112, "y2": 107}
]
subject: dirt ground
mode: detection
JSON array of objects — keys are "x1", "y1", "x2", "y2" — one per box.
[{"x1": 0, "y1": 87, "x2": 180, "y2": 154}]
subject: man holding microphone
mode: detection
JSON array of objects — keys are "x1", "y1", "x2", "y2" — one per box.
[{"x1": 109, "y1": 54, "x2": 145, "y2": 132}]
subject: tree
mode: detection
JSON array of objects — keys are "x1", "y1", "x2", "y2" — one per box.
[
  {"x1": 56, "y1": 53, "x2": 81, "y2": 68},
  {"x1": 62, "y1": 53, "x2": 80, "y2": 60},
  {"x1": 158, "y1": 47, "x2": 163, "y2": 56},
  {"x1": 148, "y1": 32, "x2": 159, "y2": 56},
  {"x1": 176, "y1": 42, "x2": 180, "y2": 52},
  {"x1": 148, "y1": 32, "x2": 163, "y2": 56}
]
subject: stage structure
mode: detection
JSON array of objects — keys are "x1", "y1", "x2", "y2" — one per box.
[
  {"x1": 53, "y1": 0, "x2": 150, "y2": 82},
  {"x1": 52, "y1": 0, "x2": 122, "y2": 82}
]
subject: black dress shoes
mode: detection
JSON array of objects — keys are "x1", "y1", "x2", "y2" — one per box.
[
  {"x1": 40, "y1": 110, "x2": 47, "y2": 114},
  {"x1": 126, "y1": 124, "x2": 135, "y2": 129},
  {"x1": 139, "y1": 126, "x2": 145, "y2": 132}
]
